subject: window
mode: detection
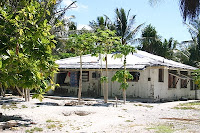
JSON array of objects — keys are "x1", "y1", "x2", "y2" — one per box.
[
  {"x1": 128, "y1": 72, "x2": 140, "y2": 82},
  {"x1": 168, "y1": 70, "x2": 177, "y2": 88},
  {"x1": 180, "y1": 71, "x2": 188, "y2": 88},
  {"x1": 92, "y1": 72, "x2": 100, "y2": 78},
  {"x1": 158, "y1": 69, "x2": 164, "y2": 82},
  {"x1": 82, "y1": 71, "x2": 89, "y2": 82},
  {"x1": 190, "y1": 80, "x2": 197, "y2": 90},
  {"x1": 56, "y1": 72, "x2": 67, "y2": 84}
]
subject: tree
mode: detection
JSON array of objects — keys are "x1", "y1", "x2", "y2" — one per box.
[
  {"x1": 138, "y1": 24, "x2": 162, "y2": 55},
  {"x1": 89, "y1": 16, "x2": 115, "y2": 31},
  {"x1": 115, "y1": 8, "x2": 144, "y2": 45},
  {"x1": 112, "y1": 45, "x2": 135, "y2": 104},
  {"x1": 114, "y1": 8, "x2": 142, "y2": 103},
  {"x1": 184, "y1": 19, "x2": 200, "y2": 67},
  {"x1": 0, "y1": 0, "x2": 58, "y2": 101},
  {"x1": 67, "y1": 31, "x2": 95, "y2": 104},
  {"x1": 93, "y1": 29, "x2": 121, "y2": 103},
  {"x1": 138, "y1": 25, "x2": 178, "y2": 59},
  {"x1": 149, "y1": 0, "x2": 200, "y2": 21}
]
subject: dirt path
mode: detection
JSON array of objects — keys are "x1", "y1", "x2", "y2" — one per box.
[{"x1": 0, "y1": 96, "x2": 200, "y2": 133}]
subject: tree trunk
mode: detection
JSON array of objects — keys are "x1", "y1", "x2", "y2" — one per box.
[
  {"x1": 1, "y1": 87, "x2": 5, "y2": 97},
  {"x1": 78, "y1": 55, "x2": 82, "y2": 105},
  {"x1": 22, "y1": 88, "x2": 25, "y2": 98},
  {"x1": 27, "y1": 89, "x2": 30, "y2": 101},
  {"x1": 24, "y1": 89, "x2": 30, "y2": 102},
  {"x1": 16, "y1": 86, "x2": 24, "y2": 97},
  {"x1": 123, "y1": 56, "x2": 127, "y2": 104},
  {"x1": 100, "y1": 53, "x2": 104, "y2": 99},
  {"x1": 123, "y1": 89, "x2": 126, "y2": 104},
  {"x1": 104, "y1": 54, "x2": 108, "y2": 103},
  {"x1": 24, "y1": 89, "x2": 27, "y2": 102}
]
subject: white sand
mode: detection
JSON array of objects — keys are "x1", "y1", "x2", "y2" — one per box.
[{"x1": 1, "y1": 96, "x2": 200, "y2": 133}]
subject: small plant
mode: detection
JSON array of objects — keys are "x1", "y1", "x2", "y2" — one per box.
[
  {"x1": 47, "y1": 124, "x2": 56, "y2": 129},
  {"x1": 1, "y1": 103, "x2": 18, "y2": 110},
  {"x1": 21, "y1": 105, "x2": 28, "y2": 108},
  {"x1": 46, "y1": 119, "x2": 60, "y2": 123},
  {"x1": 25, "y1": 127, "x2": 43, "y2": 133},
  {"x1": 46, "y1": 119, "x2": 55, "y2": 123},
  {"x1": 125, "y1": 120, "x2": 133, "y2": 122}
]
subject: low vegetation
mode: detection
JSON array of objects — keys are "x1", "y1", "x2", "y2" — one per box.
[
  {"x1": 25, "y1": 127, "x2": 43, "y2": 133},
  {"x1": 147, "y1": 124, "x2": 174, "y2": 133},
  {"x1": 172, "y1": 102, "x2": 200, "y2": 110},
  {"x1": 134, "y1": 104, "x2": 153, "y2": 108}
]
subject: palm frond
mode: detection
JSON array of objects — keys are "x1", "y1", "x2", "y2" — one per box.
[
  {"x1": 180, "y1": 0, "x2": 200, "y2": 21},
  {"x1": 125, "y1": 23, "x2": 145, "y2": 42}
]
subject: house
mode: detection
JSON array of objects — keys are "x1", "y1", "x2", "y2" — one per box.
[{"x1": 55, "y1": 50, "x2": 199, "y2": 101}]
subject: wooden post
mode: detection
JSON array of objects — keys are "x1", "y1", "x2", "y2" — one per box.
[{"x1": 115, "y1": 96, "x2": 118, "y2": 107}]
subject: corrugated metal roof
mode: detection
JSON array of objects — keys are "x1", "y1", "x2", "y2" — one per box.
[{"x1": 56, "y1": 50, "x2": 197, "y2": 70}]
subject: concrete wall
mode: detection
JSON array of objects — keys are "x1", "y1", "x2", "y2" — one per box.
[
  {"x1": 153, "y1": 68, "x2": 195, "y2": 101},
  {"x1": 56, "y1": 68, "x2": 196, "y2": 100}
]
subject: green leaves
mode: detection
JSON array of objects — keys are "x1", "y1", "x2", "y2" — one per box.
[
  {"x1": 0, "y1": 58, "x2": 2, "y2": 68},
  {"x1": 192, "y1": 69, "x2": 200, "y2": 89},
  {"x1": 112, "y1": 70, "x2": 133, "y2": 90},
  {"x1": 0, "y1": 0, "x2": 58, "y2": 101},
  {"x1": 67, "y1": 32, "x2": 96, "y2": 56},
  {"x1": 101, "y1": 76, "x2": 108, "y2": 83}
]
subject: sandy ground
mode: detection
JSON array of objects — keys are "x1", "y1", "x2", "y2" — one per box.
[{"x1": 0, "y1": 96, "x2": 200, "y2": 133}]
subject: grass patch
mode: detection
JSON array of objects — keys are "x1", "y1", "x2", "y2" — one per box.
[
  {"x1": 47, "y1": 124, "x2": 56, "y2": 129},
  {"x1": 134, "y1": 104, "x2": 153, "y2": 108},
  {"x1": 25, "y1": 127, "x2": 43, "y2": 133},
  {"x1": 125, "y1": 120, "x2": 133, "y2": 122},
  {"x1": 173, "y1": 106, "x2": 197, "y2": 110},
  {"x1": 21, "y1": 105, "x2": 28, "y2": 108},
  {"x1": 180, "y1": 102, "x2": 200, "y2": 106},
  {"x1": 1, "y1": 103, "x2": 18, "y2": 110},
  {"x1": 147, "y1": 125, "x2": 174, "y2": 133},
  {"x1": 46, "y1": 119, "x2": 55, "y2": 123},
  {"x1": 46, "y1": 119, "x2": 60, "y2": 123},
  {"x1": 173, "y1": 101, "x2": 200, "y2": 110}
]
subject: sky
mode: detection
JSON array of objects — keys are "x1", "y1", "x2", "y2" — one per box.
[{"x1": 62, "y1": 0, "x2": 192, "y2": 43}]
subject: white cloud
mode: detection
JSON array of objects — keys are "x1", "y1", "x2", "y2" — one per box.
[
  {"x1": 77, "y1": 24, "x2": 92, "y2": 30},
  {"x1": 62, "y1": 0, "x2": 88, "y2": 11}
]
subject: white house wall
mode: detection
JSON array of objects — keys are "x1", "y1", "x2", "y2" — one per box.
[
  {"x1": 153, "y1": 68, "x2": 196, "y2": 100},
  {"x1": 101, "y1": 69, "x2": 151, "y2": 99},
  {"x1": 55, "y1": 68, "x2": 197, "y2": 100}
]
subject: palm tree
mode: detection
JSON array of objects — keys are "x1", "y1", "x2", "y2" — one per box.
[
  {"x1": 115, "y1": 8, "x2": 144, "y2": 45},
  {"x1": 138, "y1": 24, "x2": 162, "y2": 55},
  {"x1": 114, "y1": 8, "x2": 143, "y2": 103},
  {"x1": 184, "y1": 19, "x2": 200, "y2": 67},
  {"x1": 89, "y1": 16, "x2": 115, "y2": 31},
  {"x1": 149, "y1": 0, "x2": 200, "y2": 21}
]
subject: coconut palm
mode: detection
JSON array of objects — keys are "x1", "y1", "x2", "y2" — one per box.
[
  {"x1": 114, "y1": 8, "x2": 143, "y2": 103},
  {"x1": 149, "y1": 0, "x2": 200, "y2": 21},
  {"x1": 115, "y1": 8, "x2": 144, "y2": 45},
  {"x1": 183, "y1": 19, "x2": 200, "y2": 67},
  {"x1": 89, "y1": 16, "x2": 115, "y2": 31}
]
